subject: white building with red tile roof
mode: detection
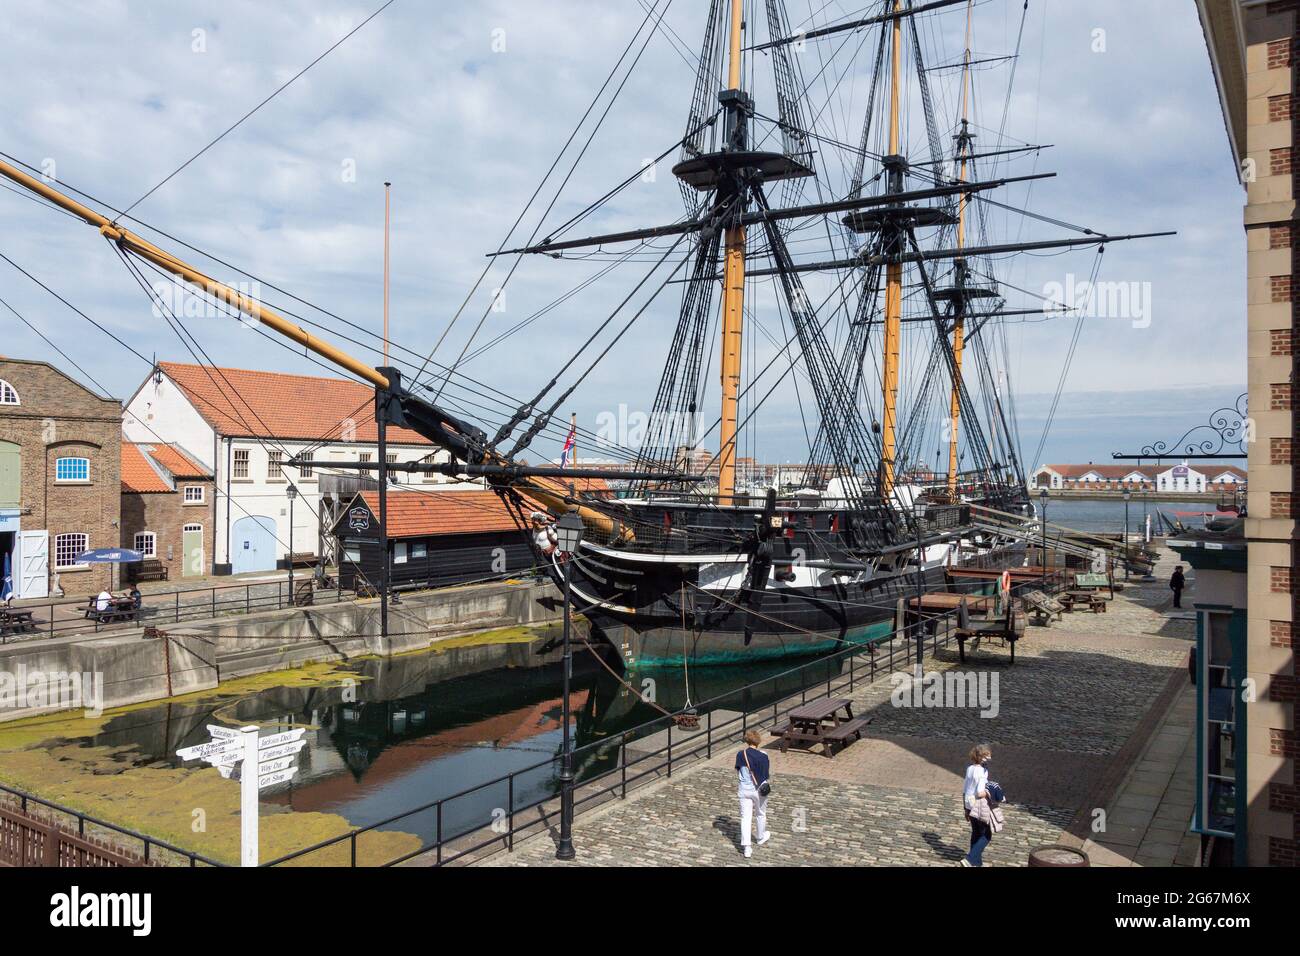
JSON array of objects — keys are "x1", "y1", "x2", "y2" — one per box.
[
  {"x1": 1032, "y1": 462, "x2": 1247, "y2": 493},
  {"x1": 122, "y1": 362, "x2": 456, "y2": 575}
]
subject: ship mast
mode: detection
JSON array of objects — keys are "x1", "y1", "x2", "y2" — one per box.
[
  {"x1": 717, "y1": 0, "x2": 746, "y2": 502},
  {"x1": 947, "y1": 0, "x2": 973, "y2": 497},
  {"x1": 881, "y1": 0, "x2": 904, "y2": 501}
]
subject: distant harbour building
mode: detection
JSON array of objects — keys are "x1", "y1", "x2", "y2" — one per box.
[{"x1": 1031, "y1": 462, "x2": 1246, "y2": 493}]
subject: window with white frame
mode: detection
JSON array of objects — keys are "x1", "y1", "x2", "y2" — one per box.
[
  {"x1": 299, "y1": 460, "x2": 314, "y2": 479},
  {"x1": 55, "y1": 456, "x2": 90, "y2": 482},
  {"x1": 267, "y1": 451, "x2": 283, "y2": 480},
  {"x1": 386, "y1": 453, "x2": 400, "y2": 484},
  {"x1": 232, "y1": 448, "x2": 250, "y2": 479},
  {"x1": 0, "y1": 379, "x2": 18, "y2": 405},
  {"x1": 183, "y1": 485, "x2": 205, "y2": 504},
  {"x1": 134, "y1": 532, "x2": 156, "y2": 557},
  {"x1": 359, "y1": 452, "x2": 373, "y2": 476},
  {"x1": 54, "y1": 533, "x2": 89, "y2": 569}
]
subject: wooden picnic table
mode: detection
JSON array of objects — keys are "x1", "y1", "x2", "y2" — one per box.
[
  {"x1": 771, "y1": 698, "x2": 872, "y2": 758},
  {"x1": 1061, "y1": 589, "x2": 1107, "y2": 613},
  {"x1": 84, "y1": 597, "x2": 140, "y2": 627},
  {"x1": 0, "y1": 609, "x2": 38, "y2": 637}
]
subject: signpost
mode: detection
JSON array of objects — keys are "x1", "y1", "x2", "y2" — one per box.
[{"x1": 176, "y1": 724, "x2": 308, "y2": 866}]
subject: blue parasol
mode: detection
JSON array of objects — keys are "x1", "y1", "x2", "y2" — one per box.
[
  {"x1": 76, "y1": 548, "x2": 144, "y2": 592},
  {"x1": 1, "y1": 550, "x2": 11, "y2": 602}
]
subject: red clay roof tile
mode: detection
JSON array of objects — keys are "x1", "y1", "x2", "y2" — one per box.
[
  {"x1": 121, "y1": 443, "x2": 171, "y2": 494},
  {"x1": 159, "y1": 361, "x2": 434, "y2": 445}
]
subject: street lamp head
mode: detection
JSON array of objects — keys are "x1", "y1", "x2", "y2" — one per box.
[
  {"x1": 556, "y1": 509, "x2": 585, "y2": 553},
  {"x1": 1039, "y1": 488, "x2": 1048, "y2": 502},
  {"x1": 286, "y1": 484, "x2": 298, "y2": 501},
  {"x1": 1123, "y1": 490, "x2": 1131, "y2": 502}
]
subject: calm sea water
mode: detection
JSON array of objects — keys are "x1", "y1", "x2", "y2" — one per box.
[{"x1": 1038, "y1": 498, "x2": 1223, "y2": 534}]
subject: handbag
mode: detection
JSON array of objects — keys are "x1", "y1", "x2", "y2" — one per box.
[
  {"x1": 987, "y1": 780, "x2": 1005, "y2": 804},
  {"x1": 743, "y1": 748, "x2": 771, "y2": 797}
]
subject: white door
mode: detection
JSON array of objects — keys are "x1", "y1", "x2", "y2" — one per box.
[{"x1": 17, "y1": 530, "x2": 48, "y2": 599}]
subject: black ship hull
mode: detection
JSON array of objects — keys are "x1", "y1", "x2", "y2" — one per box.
[{"x1": 544, "y1": 497, "x2": 1030, "y2": 667}]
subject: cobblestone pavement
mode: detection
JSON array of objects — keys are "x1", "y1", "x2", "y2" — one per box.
[
  {"x1": 482, "y1": 549, "x2": 1195, "y2": 867},
  {"x1": 489, "y1": 767, "x2": 1074, "y2": 867}
]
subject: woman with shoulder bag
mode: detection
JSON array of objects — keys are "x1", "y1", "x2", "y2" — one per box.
[
  {"x1": 961, "y1": 743, "x2": 994, "y2": 867},
  {"x1": 735, "y1": 729, "x2": 771, "y2": 859}
]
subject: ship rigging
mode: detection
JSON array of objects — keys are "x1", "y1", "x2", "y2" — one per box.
[{"x1": 0, "y1": 0, "x2": 1172, "y2": 666}]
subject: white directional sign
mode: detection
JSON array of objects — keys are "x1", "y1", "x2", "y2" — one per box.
[
  {"x1": 259, "y1": 740, "x2": 307, "y2": 762},
  {"x1": 258, "y1": 768, "x2": 298, "y2": 790},
  {"x1": 175, "y1": 739, "x2": 242, "y2": 762},
  {"x1": 258, "y1": 729, "x2": 307, "y2": 750},
  {"x1": 256, "y1": 755, "x2": 298, "y2": 776},
  {"x1": 176, "y1": 724, "x2": 309, "y2": 867}
]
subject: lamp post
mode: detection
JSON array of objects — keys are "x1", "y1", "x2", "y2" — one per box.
[
  {"x1": 1123, "y1": 489, "x2": 1132, "y2": 581},
  {"x1": 1039, "y1": 488, "x2": 1049, "y2": 587},
  {"x1": 554, "y1": 509, "x2": 585, "y2": 861},
  {"x1": 286, "y1": 482, "x2": 298, "y2": 607}
]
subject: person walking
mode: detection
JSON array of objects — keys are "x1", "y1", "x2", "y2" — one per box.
[
  {"x1": 961, "y1": 743, "x2": 994, "y2": 867},
  {"x1": 1170, "y1": 565, "x2": 1186, "y2": 609},
  {"x1": 735, "y1": 729, "x2": 770, "y2": 859}
]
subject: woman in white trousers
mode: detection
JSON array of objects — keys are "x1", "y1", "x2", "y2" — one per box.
[{"x1": 736, "y1": 729, "x2": 771, "y2": 858}]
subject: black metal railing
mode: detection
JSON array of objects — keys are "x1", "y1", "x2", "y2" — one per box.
[{"x1": 0, "y1": 576, "x2": 354, "y2": 645}]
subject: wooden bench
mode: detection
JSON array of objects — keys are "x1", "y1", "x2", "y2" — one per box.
[
  {"x1": 820, "y1": 716, "x2": 872, "y2": 756},
  {"x1": 285, "y1": 552, "x2": 318, "y2": 569},
  {"x1": 133, "y1": 559, "x2": 168, "y2": 582}
]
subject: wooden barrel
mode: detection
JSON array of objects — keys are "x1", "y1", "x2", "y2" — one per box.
[{"x1": 1028, "y1": 844, "x2": 1089, "y2": 867}]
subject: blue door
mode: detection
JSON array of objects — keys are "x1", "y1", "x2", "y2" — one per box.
[{"x1": 231, "y1": 516, "x2": 277, "y2": 575}]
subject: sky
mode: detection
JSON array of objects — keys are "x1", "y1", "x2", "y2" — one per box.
[{"x1": 0, "y1": 0, "x2": 1247, "y2": 471}]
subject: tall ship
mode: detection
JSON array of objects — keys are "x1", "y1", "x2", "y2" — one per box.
[
  {"x1": 0, "y1": 0, "x2": 1166, "y2": 667},
  {"x1": 489, "y1": 0, "x2": 1165, "y2": 665}
]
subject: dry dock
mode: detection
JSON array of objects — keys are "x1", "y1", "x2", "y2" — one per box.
[{"x1": 483, "y1": 550, "x2": 1200, "y2": 868}]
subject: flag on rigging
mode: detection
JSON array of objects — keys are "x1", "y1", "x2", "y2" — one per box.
[{"x1": 558, "y1": 419, "x2": 577, "y2": 466}]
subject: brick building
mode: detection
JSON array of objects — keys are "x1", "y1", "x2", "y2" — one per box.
[
  {"x1": 120, "y1": 442, "x2": 215, "y2": 581},
  {"x1": 1198, "y1": 0, "x2": 1299, "y2": 866},
  {"x1": 0, "y1": 357, "x2": 122, "y2": 598}
]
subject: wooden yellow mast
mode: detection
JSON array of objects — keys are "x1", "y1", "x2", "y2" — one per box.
[
  {"x1": 947, "y1": 0, "x2": 973, "y2": 497},
  {"x1": 881, "y1": 0, "x2": 904, "y2": 500},
  {"x1": 717, "y1": 0, "x2": 746, "y2": 502}
]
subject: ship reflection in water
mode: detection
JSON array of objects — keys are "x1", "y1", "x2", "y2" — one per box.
[{"x1": 86, "y1": 634, "x2": 866, "y2": 847}]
